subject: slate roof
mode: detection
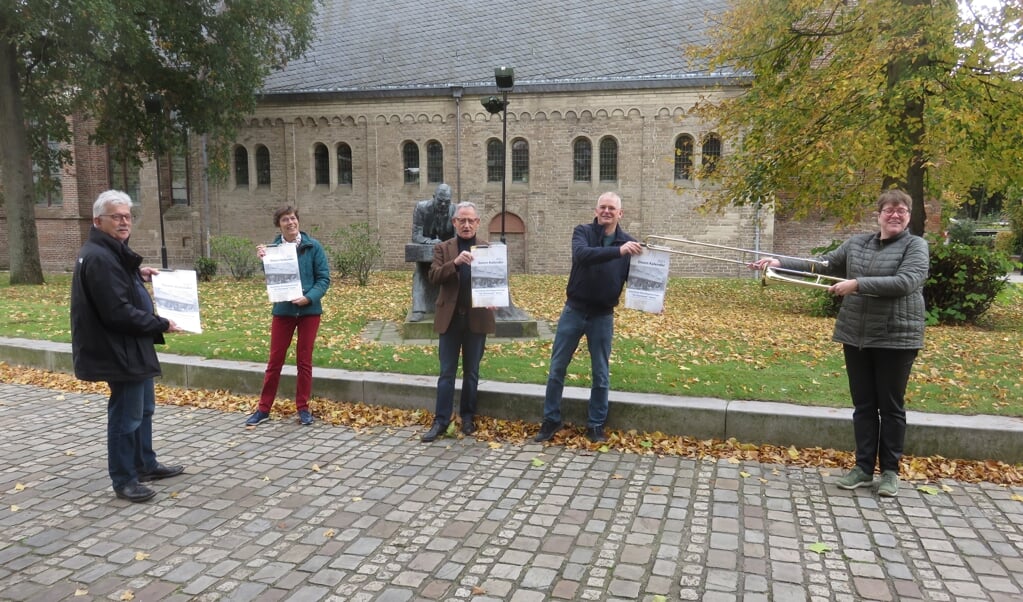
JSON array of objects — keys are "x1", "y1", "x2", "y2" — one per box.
[{"x1": 261, "y1": 0, "x2": 734, "y2": 97}]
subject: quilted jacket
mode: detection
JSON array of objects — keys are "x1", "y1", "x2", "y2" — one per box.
[{"x1": 779, "y1": 230, "x2": 928, "y2": 350}]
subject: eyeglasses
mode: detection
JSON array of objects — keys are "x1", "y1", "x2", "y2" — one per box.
[
  {"x1": 100, "y1": 213, "x2": 133, "y2": 223},
  {"x1": 880, "y1": 208, "x2": 909, "y2": 216},
  {"x1": 453, "y1": 217, "x2": 479, "y2": 225}
]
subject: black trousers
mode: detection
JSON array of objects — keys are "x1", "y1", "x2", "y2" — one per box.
[{"x1": 843, "y1": 345, "x2": 918, "y2": 474}]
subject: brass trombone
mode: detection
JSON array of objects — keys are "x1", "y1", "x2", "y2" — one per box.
[{"x1": 642, "y1": 235, "x2": 847, "y2": 291}]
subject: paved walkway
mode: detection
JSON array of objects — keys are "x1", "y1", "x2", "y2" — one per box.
[{"x1": 1, "y1": 383, "x2": 1022, "y2": 601}]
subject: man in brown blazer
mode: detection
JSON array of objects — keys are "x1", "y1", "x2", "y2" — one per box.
[{"x1": 422, "y1": 201, "x2": 497, "y2": 441}]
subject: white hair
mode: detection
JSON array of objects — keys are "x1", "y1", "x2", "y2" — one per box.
[{"x1": 92, "y1": 190, "x2": 133, "y2": 218}]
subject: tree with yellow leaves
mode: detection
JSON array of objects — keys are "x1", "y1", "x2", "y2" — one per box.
[{"x1": 687, "y1": 0, "x2": 1023, "y2": 235}]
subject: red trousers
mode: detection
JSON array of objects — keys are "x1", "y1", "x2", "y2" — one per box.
[{"x1": 258, "y1": 314, "x2": 321, "y2": 412}]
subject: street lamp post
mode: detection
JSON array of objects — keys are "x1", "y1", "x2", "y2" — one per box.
[
  {"x1": 144, "y1": 94, "x2": 169, "y2": 269},
  {"x1": 481, "y1": 66, "x2": 514, "y2": 243}
]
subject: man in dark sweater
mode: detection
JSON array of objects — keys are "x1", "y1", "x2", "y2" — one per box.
[{"x1": 534, "y1": 192, "x2": 643, "y2": 443}]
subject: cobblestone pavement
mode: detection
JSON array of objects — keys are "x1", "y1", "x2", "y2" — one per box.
[{"x1": 1, "y1": 383, "x2": 1022, "y2": 602}]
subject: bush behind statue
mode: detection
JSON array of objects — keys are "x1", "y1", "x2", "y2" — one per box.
[
  {"x1": 211, "y1": 235, "x2": 260, "y2": 279},
  {"x1": 328, "y1": 222, "x2": 382, "y2": 286}
]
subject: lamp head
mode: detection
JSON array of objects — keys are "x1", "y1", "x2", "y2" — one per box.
[
  {"x1": 481, "y1": 96, "x2": 506, "y2": 114},
  {"x1": 495, "y1": 66, "x2": 514, "y2": 91},
  {"x1": 144, "y1": 94, "x2": 163, "y2": 115}
]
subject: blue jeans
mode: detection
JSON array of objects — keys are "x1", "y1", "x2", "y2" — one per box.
[
  {"x1": 542, "y1": 304, "x2": 613, "y2": 428},
  {"x1": 107, "y1": 379, "x2": 157, "y2": 489},
  {"x1": 434, "y1": 313, "x2": 487, "y2": 426}
]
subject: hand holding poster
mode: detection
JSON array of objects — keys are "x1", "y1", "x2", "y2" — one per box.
[
  {"x1": 470, "y1": 243, "x2": 510, "y2": 308},
  {"x1": 625, "y1": 249, "x2": 670, "y2": 314},
  {"x1": 151, "y1": 269, "x2": 203, "y2": 333},
  {"x1": 262, "y1": 243, "x2": 303, "y2": 303}
]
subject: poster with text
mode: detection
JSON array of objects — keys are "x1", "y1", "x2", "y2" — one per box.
[
  {"x1": 470, "y1": 244, "x2": 509, "y2": 308},
  {"x1": 262, "y1": 243, "x2": 303, "y2": 303},
  {"x1": 625, "y1": 249, "x2": 670, "y2": 314},
  {"x1": 151, "y1": 269, "x2": 202, "y2": 333}
]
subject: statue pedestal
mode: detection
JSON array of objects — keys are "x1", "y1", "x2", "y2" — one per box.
[{"x1": 402, "y1": 243, "x2": 539, "y2": 340}]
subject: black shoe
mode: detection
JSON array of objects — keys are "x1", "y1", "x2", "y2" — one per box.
[
  {"x1": 421, "y1": 422, "x2": 446, "y2": 442},
  {"x1": 114, "y1": 482, "x2": 156, "y2": 503},
  {"x1": 461, "y1": 419, "x2": 477, "y2": 436},
  {"x1": 586, "y1": 426, "x2": 608, "y2": 443},
  {"x1": 138, "y1": 463, "x2": 185, "y2": 482},
  {"x1": 533, "y1": 419, "x2": 563, "y2": 443}
]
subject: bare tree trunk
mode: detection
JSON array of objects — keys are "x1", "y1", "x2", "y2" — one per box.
[{"x1": 0, "y1": 40, "x2": 45, "y2": 284}]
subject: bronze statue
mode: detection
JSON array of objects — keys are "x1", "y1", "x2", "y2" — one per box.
[{"x1": 408, "y1": 184, "x2": 455, "y2": 321}]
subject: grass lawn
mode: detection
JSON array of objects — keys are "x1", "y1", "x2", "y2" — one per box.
[{"x1": 2, "y1": 271, "x2": 1021, "y2": 417}]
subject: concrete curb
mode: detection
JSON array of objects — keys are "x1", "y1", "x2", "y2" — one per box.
[{"x1": 2, "y1": 336, "x2": 1021, "y2": 463}]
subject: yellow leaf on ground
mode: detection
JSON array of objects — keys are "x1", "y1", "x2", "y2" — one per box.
[
  {"x1": 727, "y1": 457, "x2": 741, "y2": 465},
  {"x1": 787, "y1": 446, "x2": 799, "y2": 460},
  {"x1": 120, "y1": 591, "x2": 135, "y2": 601},
  {"x1": 531, "y1": 457, "x2": 546, "y2": 467},
  {"x1": 135, "y1": 552, "x2": 150, "y2": 561},
  {"x1": 14, "y1": 483, "x2": 25, "y2": 491},
  {"x1": 488, "y1": 442, "x2": 502, "y2": 449},
  {"x1": 74, "y1": 588, "x2": 88, "y2": 596},
  {"x1": 311, "y1": 464, "x2": 321, "y2": 472},
  {"x1": 324, "y1": 529, "x2": 336, "y2": 538},
  {"x1": 10, "y1": 505, "x2": 20, "y2": 512},
  {"x1": 1011, "y1": 494, "x2": 1023, "y2": 502},
  {"x1": 352, "y1": 496, "x2": 363, "y2": 502},
  {"x1": 739, "y1": 471, "x2": 751, "y2": 478}
]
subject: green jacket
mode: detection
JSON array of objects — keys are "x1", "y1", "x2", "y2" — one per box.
[{"x1": 269, "y1": 231, "x2": 331, "y2": 317}]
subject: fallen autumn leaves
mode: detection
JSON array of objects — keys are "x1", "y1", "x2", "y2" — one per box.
[{"x1": 3, "y1": 362, "x2": 1021, "y2": 487}]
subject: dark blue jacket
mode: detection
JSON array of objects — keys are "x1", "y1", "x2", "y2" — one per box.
[
  {"x1": 269, "y1": 231, "x2": 331, "y2": 317},
  {"x1": 70, "y1": 227, "x2": 169, "y2": 382},
  {"x1": 565, "y1": 219, "x2": 636, "y2": 315}
]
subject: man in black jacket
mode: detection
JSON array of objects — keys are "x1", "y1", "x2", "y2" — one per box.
[
  {"x1": 70, "y1": 190, "x2": 185, "y2": 503},
  {"x1": 534, "y1": 192, "x2": 643, "y2": 443}
]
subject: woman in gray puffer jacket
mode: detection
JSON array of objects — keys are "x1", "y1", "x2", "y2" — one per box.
[{"x1": 751, "y1": 190, "x2": 928, "y2": 498}]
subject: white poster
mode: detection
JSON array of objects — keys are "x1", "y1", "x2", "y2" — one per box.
[
  {"x1": 262, "y1": 243, "x2": 303, "y2": 303},
  {"x1": 151, "y1": 269, "x2": 202, "y2": 333},
  {"x1": 625, "y1": 249, "x2": 670, "y2": 314},
  {"x1": 470, "y1": 243, "x2": 510, "y2": 308}
]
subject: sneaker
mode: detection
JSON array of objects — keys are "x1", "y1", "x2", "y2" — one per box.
[
  {"x1": 836, "y1": 466, "x2": 874, "y2": 490},
  {"x1": 878, "y1": 470, "x2": 899, "y2": 497},
  {"x1": 298, "y1": 409, "x2": 314, "y2": 426},
  {"x1": 245, "y1": 410, "x2": 270, "y2": 426},
  {"x1": 533, "y1": 419, "x2": 563, "y2": 443},
  {"x1": 586, "y1": 426, "x2": 608, "y2": 443}
]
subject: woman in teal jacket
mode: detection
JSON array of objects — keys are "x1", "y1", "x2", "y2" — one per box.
[{"x1": 245, "y1": 206, "x2": 331, "y2": 426}]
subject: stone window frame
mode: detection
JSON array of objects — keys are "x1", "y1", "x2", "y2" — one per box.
[
  {"x1": 702, "y1": 133, "x2": 722, "y2": 175},
  {"x1": 486, "y1": 138, "x2": 503, "y2": 183},
  {"x1": 674, "y1": 134, "x2": 694, "y2": 181},
  {"x1": 337, "y1": 143, "x2": 353, "y2": 186},
  {"x1": 511, "y1": 138, "x2": 529, "y2": 183},
  {"x1": 233, "y1": 145, "x2": 249, "y2": 189},
  {"x1": 426, "y1": 140, "x2": 444, "y2": 184},
  {"x1": 572, "y1": 137, "x2": 592, "y2": 183},
  {"x1": 402, "y1": 141, "x2": 420, "y2": 184},
  {"x1": 255, "y1": 145, "x2": 271, "y2": 187},
  {"x1": 599, "y1": 136, "x2": 618, "y2": 183},
  {"x1": 313, "y1": 143, "x2": 330, "y2": 186}
]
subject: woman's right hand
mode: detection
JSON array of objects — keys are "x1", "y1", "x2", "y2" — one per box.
[{"x1": 256, "y1": 244, "x2": 267, "y2": 259}]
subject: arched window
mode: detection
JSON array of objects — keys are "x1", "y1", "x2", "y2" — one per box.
[
  {"x1": 426, "y1": 140, "x2": 443, "y2": 183},
  {"x1": 403, "y1": 141, "x2": 419, "y2": 184},
  {"x1": 599, "y1": 137, "x2": 618, "y2": 182},
  {"x1": 32, "y1": 142, "x2": 63, "y2": 206},
  {"x1": 702, "y1": 134, "x2": 722, "y2": 174},
  {"x1": 486, "y1": 138, "x2": 504, "y2": 183},
  {"x1": 573, "y1": 138, "x2": 591, "y2": 182},
  {"x1": 511, "y1": 138, "x2": 529, "y2": 183},
  {"x1": 233, "y1": 145, "x2": 249, "y2": 187},
  {"x1": 674, "y1": 135, "x2": 694, "y2": 181},
  {"x1": 337, "y1": 143, "x2": 352, "y2": 185},
  {"x1": 255, "y1": 145, "x2": 271, "y2": 187},
  {"x1": 313, "y1": 143, "x2": 329, "y2": 186}
]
